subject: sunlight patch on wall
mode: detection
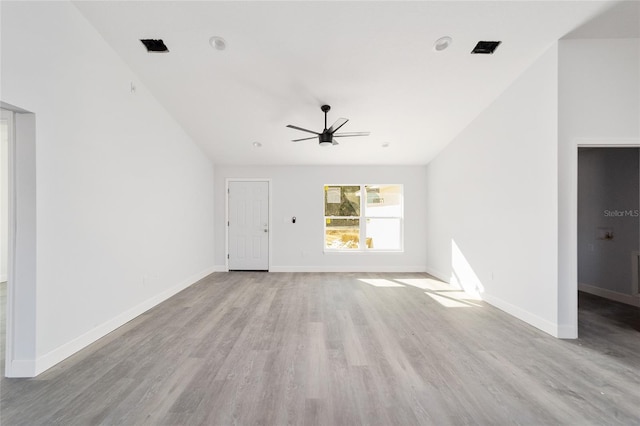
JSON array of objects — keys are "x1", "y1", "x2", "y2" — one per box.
[{"x1": 451, "y1": 239, "x2": 485, "y2": 296}]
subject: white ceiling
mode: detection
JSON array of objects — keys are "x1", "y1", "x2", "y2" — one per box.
[{"x1": 73, "y1": 1, "x2": 626, "y2": 166}]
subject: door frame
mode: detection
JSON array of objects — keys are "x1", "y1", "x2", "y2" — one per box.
[
  {"x1": 225, "y1": 178, "x2": 272, "y2": 272},
  {"x1": 1, "y1": 108, "x2": 15, "y2": 375},
  {"x1": 560, "y1": 138, "x2": 640, "y2": 338},
  {"x1": 1, "y1": 104, "x2": 37, "y2": 377},
  {"x1": 575, "y1": 144, "x2": 640, "y2": 306}
]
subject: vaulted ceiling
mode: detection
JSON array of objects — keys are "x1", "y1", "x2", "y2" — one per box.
[{"x1": 73, "y1": 1, "x2": 631, "y2": 165}]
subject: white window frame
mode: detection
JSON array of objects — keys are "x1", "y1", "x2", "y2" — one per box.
[{"x1": 323, "y1": 184, "x2": 404, "y2": 253}]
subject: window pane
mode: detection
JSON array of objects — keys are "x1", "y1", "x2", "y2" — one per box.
[
  {"x1": 365, "y1": 185, "x2": 402, "y2": 217},
  {"x1": 325, "y1": 186, "x2": 360, "y2": 217},
  {"x1": 325, "y1": 218, "x2": 360, "y2": 249},
  {"x1": 365, "y1": 218, "x2": 401, "y2": 250}
]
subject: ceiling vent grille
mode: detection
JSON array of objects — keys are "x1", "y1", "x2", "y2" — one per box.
[
  {"x1": 471, "y1": 41, "x2": 501, "y2": 54},
  {"x1": 140, "y1": 39, "x2": 169, "y2": 52}
]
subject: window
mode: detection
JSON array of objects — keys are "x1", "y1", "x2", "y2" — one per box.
[{"x1": 324, "y1": 184, "x2": 403, "y2": 251}]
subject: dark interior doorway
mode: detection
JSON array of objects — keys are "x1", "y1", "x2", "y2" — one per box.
[{"x1": 577, "y1": 147, "x2": 640, "y2": 331}]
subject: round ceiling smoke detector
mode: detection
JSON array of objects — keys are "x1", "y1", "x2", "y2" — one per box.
[
  {"x1": 434, "y1": 36, "x2": 452, "y2": 52},
  {"x1": 252, "y1": 142, "x2": 262, "y2": 148},
  {"x1": 209, "y1": 36, "x2": 227, "y2": 51}
]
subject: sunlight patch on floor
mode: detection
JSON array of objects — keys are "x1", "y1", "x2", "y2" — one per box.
[
  {"x1": 358, "y1": 278, "x2": 405, "y2": 288},
  {"x1": 395, "y1": 278, "x2": 450, "y2": 291},
  {"x1": 441, "y1": 290, "x2": 482, "y2": 302},
  {"x1": 425, "y1": 292, "x2": 473, "y2": 308},
  {"x1": 357, "y1": 276, "x2": 483, "y2": 308},
  {"x1": 434, "y1": 290, "x2": 484, "y2": 307}
]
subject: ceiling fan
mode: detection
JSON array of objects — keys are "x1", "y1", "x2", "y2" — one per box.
[{"x1": 286, "y1": 105, "x2": 370, "y2": 146}]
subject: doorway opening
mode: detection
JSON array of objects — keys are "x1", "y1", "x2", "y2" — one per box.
[
  {"x1": 577, "y1": 147, "x2": 640, "y2": 331},
  {"x1": 1, "y1": 103, "x2": 37, "y2": 377}
]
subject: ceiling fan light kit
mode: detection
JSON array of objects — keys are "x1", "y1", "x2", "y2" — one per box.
[
  {"x1": 287, "y1": 105, "x2": 370, "y2": 146},
  {"x1": 319, "y1": 133, "x2": 333, "y2": 147}
]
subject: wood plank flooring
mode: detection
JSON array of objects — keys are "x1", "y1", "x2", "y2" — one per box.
[{"x1": 1, "y1": 273, "x2": 639, "y2": 425}]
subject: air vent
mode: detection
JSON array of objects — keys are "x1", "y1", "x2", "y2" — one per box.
[
  {"x1": 140, "y1": 39, "x2": 169, "y2": 52},
  {"x1": 471, "y1": 41, "x2": 501, "y2": 54}
]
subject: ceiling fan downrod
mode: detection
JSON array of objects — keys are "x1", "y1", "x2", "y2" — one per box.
[{"x1": 321, "y1": 104, "x2": 331, "y2": 131}]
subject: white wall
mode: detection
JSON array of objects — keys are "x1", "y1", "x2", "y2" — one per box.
[
  {"x1": 1, "y1": 1, "x2": 215, "y2": 376},
  {"x1": 214, "y1": 165, "x2": 427, "y2": 272},
  {"x1": 425, "y1": 45, "x2": 560, "y2": 336},
  {"x1": 578, "y1": 148, "x2": 639, "y2": 295},
  {"x1": 558, "y1": 38, "x2": 640, "y2": 324},
  {"x1": 559, "y1": 39, "x2": 640, "y2": 140}
]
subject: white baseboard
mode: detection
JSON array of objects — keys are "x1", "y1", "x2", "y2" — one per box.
[
  {"x1": 33, "y1": 266, "x2": 216, "y2": 377},
  {"x1": 213, "y1": 265, "x2": 227, "y2": 272},
  {"x1": 424, "y1": 266, "x2": 450, "y2": 283},
  {"x1": 557, "y1": 324, "x2": 578, "y2": 339},
  {"x1": 0, "y1": 274, "x2": 6, "y2": 282},
  {"x1": 425, "y1": 267, "x2": 568, "y2": 338},
  {"x1": 5, "y1": 359, "x2": 37, "y2": 378},
  {"x1": 268, "y1": 265, "x2": 427, "y2": 273},
  {"x1": 481, "y1": 293, "x2": 560, "y2": 338},
  {"x1": 579, "y1": 283, "x2": 640, "y2": 307}
]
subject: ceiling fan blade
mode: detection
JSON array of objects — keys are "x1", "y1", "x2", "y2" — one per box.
[
  {"x1": 332, "y1": 140, "x2": 339, "y2": 145},
  {"x1": 292, "y1": 136, "x2": 318, "y2": 142},
  {"x1": 328, "y1": 118, "x2": 348, "y2": 133},
  {"x1": 286, "y1": 124, "x2": 319, "y2": 135},
  {"x1": 333, "y1": 131, "x2": 371, "y2": 138}
]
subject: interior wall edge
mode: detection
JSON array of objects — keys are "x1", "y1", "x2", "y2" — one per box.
[
  {"x1": 4, "y1": 359, "x2": 36, "y2": 378},
  {"x1": 556, "y1": 324, "x2": 578, "y2": 339},
  {"x1": 4, "y1": 112, "x2": 37, "y2": 377}
]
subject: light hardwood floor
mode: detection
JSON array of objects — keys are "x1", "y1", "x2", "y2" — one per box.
[{"x1": 1, "y1": 272, "x2": 639, "y2": 425}]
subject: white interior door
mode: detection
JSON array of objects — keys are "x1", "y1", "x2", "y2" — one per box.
[{"x1": 228, "y1": 180, "x2": 269, "y2": 271}]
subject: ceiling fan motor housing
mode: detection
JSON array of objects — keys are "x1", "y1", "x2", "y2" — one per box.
[{"x1": 319, "y1": 132, "x2": 333, "y2": 145}]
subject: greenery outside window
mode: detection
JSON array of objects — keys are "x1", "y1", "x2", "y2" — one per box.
[{"x1": 324, "y1": 184, "x2": 403, "y2": 251}]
